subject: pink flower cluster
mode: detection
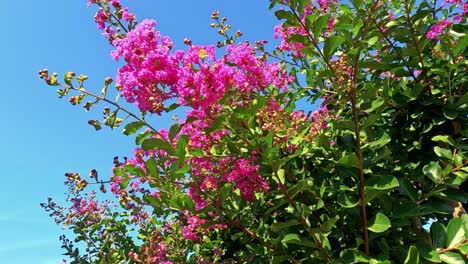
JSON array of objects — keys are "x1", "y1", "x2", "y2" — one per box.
[
  {"x1": 426, "y1": 19, "x2": 452, "y2": 39},
  {"x1": 111, "y1": 19, "x2": 177, "y2": 114},
  {"x1": 226, "y1": 158, "x2": 268, "y2": 202},
  {"x1": 110, "y1": 19, "x2": 292, "y2": 114}
]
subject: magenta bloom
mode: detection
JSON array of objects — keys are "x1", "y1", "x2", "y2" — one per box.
[{"x1": 427, "y1": 19, "x2": 451, "y2": 39}]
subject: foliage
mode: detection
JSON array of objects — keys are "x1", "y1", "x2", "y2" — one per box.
[{"x1": 40, "y1": 0, "x2": 468, "y2": 263}]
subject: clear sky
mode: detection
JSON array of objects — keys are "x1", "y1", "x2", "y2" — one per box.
[{"x1": 0, "y1": 1, "x2": 280, "y2": 263}]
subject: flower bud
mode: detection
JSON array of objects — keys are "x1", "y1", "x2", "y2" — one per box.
[
  {"x1": 211, "y1": 10, "x2": 219, "y2": 19},
  {"x1": 183, "y1": 38, "x2": 192, "y2": 45}
]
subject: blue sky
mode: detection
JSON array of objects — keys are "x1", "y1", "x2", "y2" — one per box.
[{"x1": 0, "y1": 1, "x2": 280, "y2": 263}]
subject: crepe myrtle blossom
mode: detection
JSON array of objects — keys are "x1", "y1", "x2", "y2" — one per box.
[{"x1": 426, "y1": 19, "x2": 452, "y2": 39}]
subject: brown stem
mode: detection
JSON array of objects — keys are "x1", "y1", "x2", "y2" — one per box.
[
  {"x1": 437, "y1": 241, "x2": 468, "y2": 254},
  {"x1": 63, "y1": 84, "x2": 164, "y2": 138},
  {"x1": 348, "y1": 1, "x2": 382, "y2": 256},
  {"x1": 350, "y1": 93, "x2": 369, "y2": 256}
]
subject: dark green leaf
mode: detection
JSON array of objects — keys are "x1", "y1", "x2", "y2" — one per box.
[
  {"x1": 145, "y1": 158, "x2": 159, "y2": 178},
  {"x1": 271, "y1": 219, "x2": 301, "y2": 233},
  {"x1": 339, "y1": 249, "x2": 369, "y2": 263},
  {"x1": 312, "y1": 14, "x2": 331, "y2": 38},
  {"x1": 324, "y1": 36, "x2": 346, "y2": 59},
  {"x1": 142, "y1": 138, "x2": 176, "y2": 156},
  {"x1": 176, "y1": 134, "x2": 189, "y2": 157},
  {"x1": 168, "y1": 123, "x2": 181, "y2": 142},
  {"x1": 122, "y1": 121, "x2": 145, "y2": 136},
  {"x1": 431, "y1": 222, "x2": 446, "y2": 249},
  {"x1": 398, "y1": 178, "x2": 418, "y2": 202}
]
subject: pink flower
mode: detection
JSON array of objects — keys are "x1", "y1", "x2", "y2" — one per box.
[
  {"x1": 225, "y1": 158, "x2": 268, "y2": 202},
  {"x1": 427, "y1": 19, "x2": 451, "y2": 39},
  {"x1": 94, "y1": 9, "x2": 109, "y2": 30},
  {"x1": 110, "y1": 0, "x2": 121, "y2": 8},
  {"x1": 327, "y1": 17, "x2": 336, "y2": 31},
  {"x1": 122, "y1": 7, "x2": 135, "y2": 21}
]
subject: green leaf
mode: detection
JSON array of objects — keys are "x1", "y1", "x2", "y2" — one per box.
[
  {"x1": 124, "y1": 164, "x2": 145, "y2": 178},
  {"x1": 142, "y1": 138, "x2": 176, "y2": 156},
  {"x1": 439, "y1": 252, "x2": 465, "y2": 264},
  {"x1": 276, "y1": 169, "x2": 285, "y2": 185},
  {"x1": 135, "y1": 130, "x2": 152, "y2": 145},
  {"x1": 366, "y1": 176, "x2": 399, "y2": 190},
  {"x1": 446, "y1": 217, "x2": 466, "y2": 248},
  {"x1": 168, "y1": 123, "x2": 181, "y2": 142},
  {"x1": 122, "y1": 121, "x2": 145, "y2": 136},
  {"x1": 338, "y1": 153, "x2": 359, "y2": 168},
  {"x1": 176, "y1": 134, "x2": 189, "y2": 157},
  {"x1": 453, "y1": 35, "x2": 468, "y2": 55},
  {"x1": 340, "y1": 249, "x2": 369, "y2": 263},
  {"x1": 431, "y1": 222, "x2": 447, "y2": 249},
  {"x1": 281, "y1": 233, "x2": 301, "y2": 244},
  {"x1": 459, "y1": 243, "x2": 468, "y2": 254},
  {"x1": 312, "y1": 14, "x2": 331, "y2": 38},
  {"x1": 431, "y1": 135, "x2": 455, "y2": 146},
  {"x1": 366, "y1": 97, "x2": 385, "y2": 113},
  {"x1": 324, "y1": 35, "x2": 346, "y2": 59},
  {"x1": 434, "y1": 146, "x2": 452, "y2": 160},
  {"x1": 398, "y1": 178, "x2": 418, "y2": 202},
  {"x1": 271, "y1": 219, "x2": 301, "y2": 233},
  {"x1": 403, "y1": 246, "x2": 420, "y2": 264},
  {"x1": 368, "y1": 213, "x2": 391, "y2": 233},
  {"x1": 423, "y1": 162, "x2": 442, "y2": 184},
  {"x1": 369, "y1": 132, "x2": 391, "y2": 149},
  {"x1": 337, "y1": 192, "x2": 360, "y2": 208},
  {"x1": 365, "y1": 175, "x2": 399, "y2": 202},
  {"x1": 190, "y1": 148, "x2": 204, "y2": 157},
  {"x1": 420, "y1": 247, "x2": 441, "y2": 263},
  {"x1": 145, "y1": 158, "x2": 159, "y2": 178}
]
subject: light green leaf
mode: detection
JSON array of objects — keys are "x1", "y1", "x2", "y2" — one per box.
[
  {"x1": 439, "y1": 252, "x2": 465, "y2": 264},
  {"x1": 368, "y1": 213, "x2": 391, "y2": 233},
  {"x1": 404, "y1": 246, "x2": 420, "y2": 264},
  {"x1": 369, "y1": 132, "x2": 391, "y2": 149},
  {"x1": 338, "y1": 193, "x2": 360, "y2": 208},
  {"x1": 446, "y1": 217, "x2": 466, "y2": 248},
  {"x1": 434, "y1": 146, "x2": 452, "y2": 160},
  {"x1": 338, "y1": 153, "x2": 359, "y2": 168},
  {"x1": 281, "y1": 233, "x2": 301, "y2": 244},
  {"x1": 423, "y1": 162, "x2": 442, "y2": 184},
  {"x1": 431, "y1": 135, "x2": 455, "y2": 146}
]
